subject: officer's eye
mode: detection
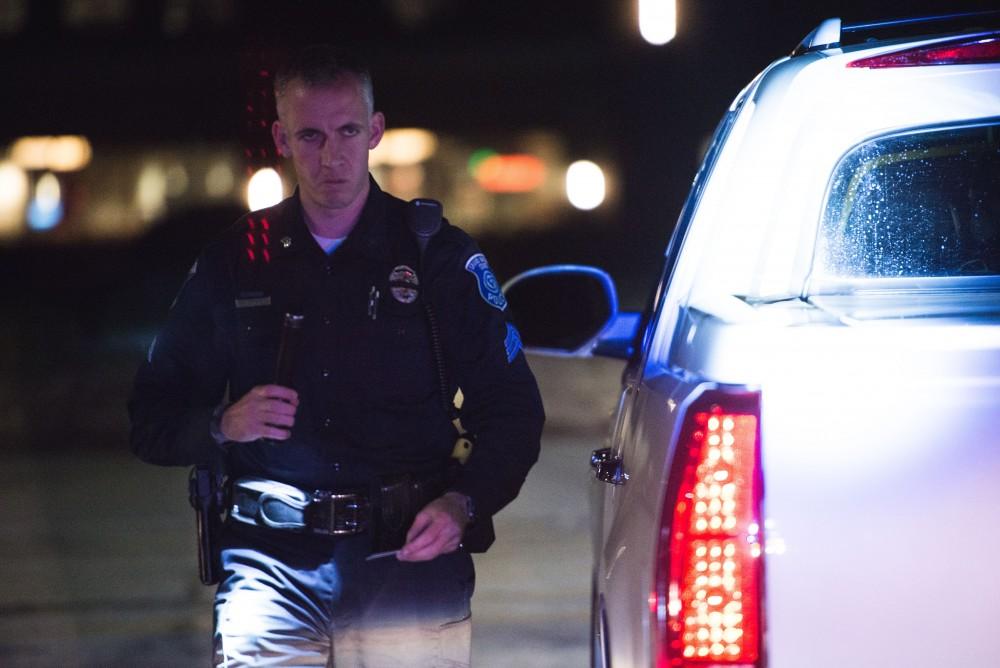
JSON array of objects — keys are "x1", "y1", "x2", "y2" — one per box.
[
  {"x1": 297, "y1": 130, "x2": 321, "y2": 142},
  {"x1": 341, "y1": 125, "x2": 362, "y2": 137}
]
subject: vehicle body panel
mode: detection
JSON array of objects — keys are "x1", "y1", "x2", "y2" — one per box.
[{"x1": 590, "y1": 21, "x2": 1000, "y2": 668}]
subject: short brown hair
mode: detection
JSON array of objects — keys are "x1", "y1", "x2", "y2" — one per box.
[{"x1": 274, "y1": 45, "x2": 375, "y2": 115}]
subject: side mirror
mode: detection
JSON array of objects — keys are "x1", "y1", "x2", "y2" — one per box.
[{"x1": 503, "y1": 265, "x2": 640, "y2": 359}]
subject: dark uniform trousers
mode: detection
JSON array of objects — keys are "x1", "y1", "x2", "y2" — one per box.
[{"x1": 128, "y1": 179, "x2": 544, "y2": 667}]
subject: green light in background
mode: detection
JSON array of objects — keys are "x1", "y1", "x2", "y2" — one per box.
[{"x1": 467, "y1": 148, "x2": 497, "y2": 177}]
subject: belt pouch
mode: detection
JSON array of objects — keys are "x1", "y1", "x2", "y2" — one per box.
[{"x1": 372, "y1": 473, "x2": 446, "y2": 552}]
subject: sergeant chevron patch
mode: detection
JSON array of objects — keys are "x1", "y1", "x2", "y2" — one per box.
[
  {"x1": 464, "y1": 253, "x2": 507, "y2": 311},
  {"x1": 504, "y1": 322, "x2": 522, "y2": 363}
]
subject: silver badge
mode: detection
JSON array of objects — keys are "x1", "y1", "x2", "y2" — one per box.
[
  {"x1": 388, "y1": 265, "x2": 419, "y2": 304},
  {"x1": 280, "y1": 236, "x2": 292, "y2": 248}
]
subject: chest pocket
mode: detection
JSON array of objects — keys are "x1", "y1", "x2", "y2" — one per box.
[
  {"x1": 234, "y1": 299, "x2": 281, "y2": 390},
  {"x1": 368, "y1": 294, "x2": 437, "y2": 404}
]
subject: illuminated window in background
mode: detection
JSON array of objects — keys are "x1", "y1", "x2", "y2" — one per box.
[
  {"x1": 0, "y1": 162, "x2": 29, "y2": 238},
  {"x1": 639, "y1": 0, "x2": 677, "y2": 45},
  {"x1": 205, "y1": 161, "x2": 236, "y2": 198},
  {"x1": 160, "y1": 0, "x2": 233, "y2": 36},
  {"x1": 162, "y1": 0, "x2": 192, "y2": 36},
  {"x1": 0, "y1": 0, "x2": 27, "y2": 35},
  {"x1": 62, "y1": 0, "x2": 131, "y2": 27},
  {"x1": 370, "y1": 128, "x2": 438, "y2": 201},
  {"x1": 11, "y1": 136, "x2": 92, "y2": 172},
  {"x1": 371, "y1": 128, "x2": 438, "y2": 167},
  {"x1": 566, "y1": 160, "x2": 606, "y2": 210},
  {"x1": 0, "y1": 131, "x2": 615, "y2": 242},
  {"x1": 165, "y1": 163, "x2": 190, "y2": 198},
  {"x1": 0, "y1": 143, "x2": 246, "y2": 243},
  {"x1": 384, "y1": 164, "x2": 427, "y2": 201},
  {"x1": 135, "y1": 163, "x2": 168, "y2": 222},
  {"x1": 80, "y1": 147, "x2": 242, "y2": 239},
  {"x1": 247, "y1": 167, "x2": 284, "y2": 211},
  {"x1": 27, "y1": 172, "x2": 64, "y2": 231}
]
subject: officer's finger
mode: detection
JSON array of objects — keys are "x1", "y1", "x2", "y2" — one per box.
[
  {"x1": 262, "y1": 413, "x2": 295, "y2": 429},
  {"x1": 264, "y1": 399, "x2": 298, "y2": 416},
  {"x1": 399, "y1": 536, "x2": 441, "y2": 561},
  {"x1": 407, "y1": 521, "x2": 445, "y2": 553},
  {"x1": 402, "y1": 529, "x2": 460, "y2": 562},
  {"x1": 261, "y1": 424, "x2": 292, "y2": 440},
  {"x1": 403, "y1": 513, "x2": 459, "y2": 558},
  {"x1": 258, "y1": 384, "x2": 299, "y2": 404},
  {"x1": 404, "y1": 510, "x2": 434, "y2": 546},
  {"x1": 262, "y1": 403, "x2": 296, "y2": 421},
  {"x1": 400, "y1": 515, "x2": 447, "y2": 559}
]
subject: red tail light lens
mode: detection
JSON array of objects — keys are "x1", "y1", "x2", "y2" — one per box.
[
  {"x1": 654, "y1": 390, "x2": 763, "y2": 667},
  {"x1": 848, "y1": 34, "x2": 1000, "y2": 68}
]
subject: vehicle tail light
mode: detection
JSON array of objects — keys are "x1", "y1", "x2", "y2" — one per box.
[
  {"x1": 654, "y1": 390, "x2": 763, "y2": 668},
  {"x1": 847, "y1": 33, "x2": 1000, "y2": 68}
]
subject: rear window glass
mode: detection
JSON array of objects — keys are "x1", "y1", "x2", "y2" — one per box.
[{"x1": 815, "y1": 122, "x2": 1000, "y2": 280}]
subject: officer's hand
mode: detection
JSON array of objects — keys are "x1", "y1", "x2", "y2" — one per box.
[
  {"x1": 220, "y1": 384, "x2": 299, "y2": 442},
  {"x1": 398, "y1": 492, "x2": 470, "y2": 562}
]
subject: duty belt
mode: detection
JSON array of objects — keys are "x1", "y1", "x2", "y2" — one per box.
[
  {"x1": 228, "y1": 472, "x2": 451, "y2": 542},
  {"x1": 230, "y1": 477, "x2": 369, "y2": 536}
]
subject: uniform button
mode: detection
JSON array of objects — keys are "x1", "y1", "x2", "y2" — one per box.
[
  {"x1": 324, "y1": 264, "x2": 333, "y2": 275},
  {"x1": 321, "y1": 368, "x2": 331, "y2": 378},
  {"x1": 323, "y1": 417, "x2": 332, "y2": 428},
  {"x1": 323, "y1": 316, "x2": 332, "y2": 326},
  {"x1": 332, "y1": 462, "x2": 341, "y2": 472}
]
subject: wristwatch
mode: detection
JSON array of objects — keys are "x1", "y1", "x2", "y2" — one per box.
[
  {"x1": 208, "y1": 404, "x2": 230, "y2": 445},
  {"x1": 447, "y1": 491, "x2": 476, "y2": 525},
  {"x1": 459, "y1": 493, "x2": 476, "y2": 525}
]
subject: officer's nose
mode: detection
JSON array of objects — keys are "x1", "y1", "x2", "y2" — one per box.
[
  {"x1": 319, "y1": 142, "x2": 334, "y2": 167},
  {"x1": 320, "y1": 139, "x2": 342, "y2": 168}
]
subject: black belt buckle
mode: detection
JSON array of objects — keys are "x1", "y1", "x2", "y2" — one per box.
[{"x1": 307, "y1": 491, "x2": 369, "y2": 536}]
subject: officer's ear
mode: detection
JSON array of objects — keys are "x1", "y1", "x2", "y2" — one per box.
[
  {"x1": 272, "y1": 120, "x2": 291, "y2": 158},
  {"x1": 368, "y1": 112, "x2": 385, "y2": 151}
]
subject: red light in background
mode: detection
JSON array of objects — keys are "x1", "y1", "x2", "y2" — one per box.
[{"x1": 473, "y1": 154, "x2": 547, "y2": 193}]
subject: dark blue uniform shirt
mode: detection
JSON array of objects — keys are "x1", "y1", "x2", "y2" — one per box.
[{"x1": 128, "y1": 179, "x2": 544, "y2": 551}]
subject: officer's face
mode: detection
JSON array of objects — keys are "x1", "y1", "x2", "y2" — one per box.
[{"x1": 272, "y1": 76, "x2": 385, "y2": 216}]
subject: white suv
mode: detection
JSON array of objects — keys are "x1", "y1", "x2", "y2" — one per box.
[{"x1": 505, "y1": 12, "x2": 1000, "y2": 668}]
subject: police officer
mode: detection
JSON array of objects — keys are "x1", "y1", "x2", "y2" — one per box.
[{"x1": 128, "y1": 45, "x2": 544, "y2": 666}]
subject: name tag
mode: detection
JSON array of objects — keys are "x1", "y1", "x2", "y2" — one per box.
[{"x1": 235, "y1": 295, "x2": 271, "y2": 308}]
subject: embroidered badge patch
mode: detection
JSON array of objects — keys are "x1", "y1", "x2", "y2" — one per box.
[
  {"x1": 388, "y1": 265, "x2": 419, "y2": 304},
  {"x1": 464, "y1": 253, "x2": 506, "y2": 311},
  {"x1": 504, "y1": 322, "x2": 522, "y2": 363}
]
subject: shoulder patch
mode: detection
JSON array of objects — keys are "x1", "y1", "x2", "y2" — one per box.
[
  {"x1": 504, "y1": 323, "x2": 522, "y2": 363},
  {"x1": 464, "y1": 253, "x2": 507, "y2": 311}
]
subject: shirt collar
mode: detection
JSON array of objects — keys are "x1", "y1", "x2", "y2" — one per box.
[{"x1": 266, "y1": 176, "x2": 388, "y2": 263}]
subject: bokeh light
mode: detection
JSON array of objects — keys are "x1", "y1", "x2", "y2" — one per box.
[
  {"x1": 370, "y1": 128, "x2": 438, "y2": 167},
  {"x1": 639, "y1": 0, "x2": 677, "y2": 45},
  {"x1": 27, "y1": 172, "x2": 64, "y2": 231},
  {"x1": 247, "y1": 167, "x2": 284, "y2": 211},
  {"x1": 11, "y1": 135, "x2": 93, "y2": 172},
  {"x1": 0, "y1": 161, "x2": 29, "y2": 237},
  {"x1": 566, "y1": 160, "x2": 606, "y2": 210}
]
